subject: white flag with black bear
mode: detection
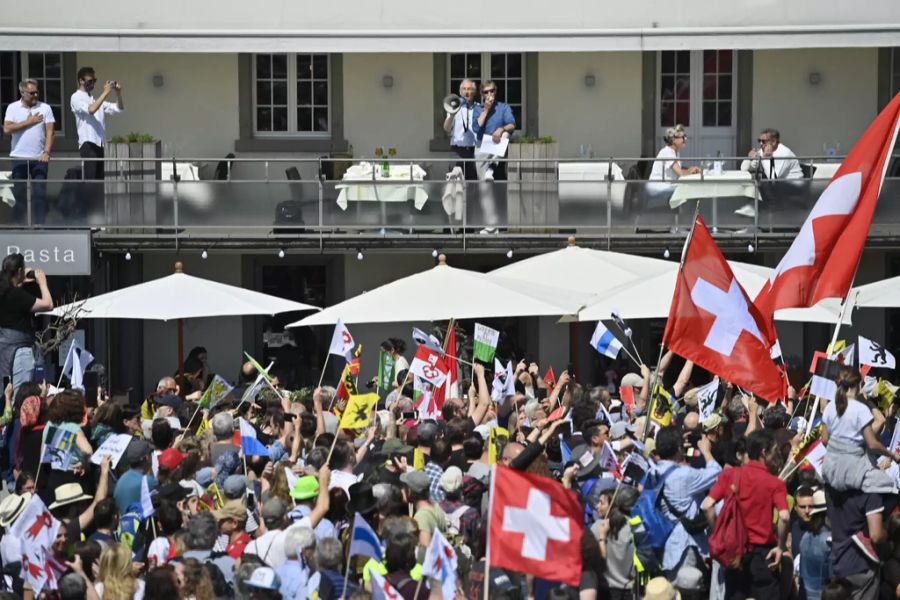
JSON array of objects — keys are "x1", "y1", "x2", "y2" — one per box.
[{"x1": 859, "y1": 335, "x2": 896, "y2": 369}]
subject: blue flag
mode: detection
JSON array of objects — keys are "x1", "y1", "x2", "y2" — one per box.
[
  {"x1": 238, "y1": 418, "x2": 270, "y2": 457},
  {"x1": 348, "y1": 513, "x2": 383, "y2": 563},
  {"x1": 559, "y1": 434, "x2": 572, "y2": 464},
  {"x1": 590, "y1": 322, "x2": 623, "y2": 359}
]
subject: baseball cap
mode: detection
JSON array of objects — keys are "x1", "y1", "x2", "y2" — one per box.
[
  {"x1": 157, "y1": 482, "x2": 191, "y2": 503},
  {"x1": 246, "y1": 567, "x2": 281, "y2": 591},
  {"x1": 158, "y1": 448, "x2": 188, "y2": 471},
  {"x1": 223, "y1": 475, "x2": 249, "y2": 499},
  {"x1": 290, "y1": 475, "x2": 319, "y2": 501},
  {"x1": 416, "y1": 421, "x2": 439, "y2": 446},
  {"x1": 156, "y1": 394, "x2": 183, "y2": 411},
  {"x1": 439, "y1": 466, "x2": 463, "y2": 494},
  {"x1": 124, "y1": 439, "x2": 153, "y2": 464},
  {"x1": 381, "y1": 438, "x2": 412, "y2": 457},
  {"x1": 702, "y1": 413, "x2": 725, "y2": 433},
  {"x1": 399, "y1": 470, "x2": 430, "y2": 494}
]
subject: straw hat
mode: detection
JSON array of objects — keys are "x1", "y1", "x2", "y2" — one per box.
[{"x1": 48, "y1": 483, "x2": 93, "y2": 510}]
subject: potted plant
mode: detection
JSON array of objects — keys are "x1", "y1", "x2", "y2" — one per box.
[
  {"x1": 507, "y1": 136, "x2": 559, "y2": 231},
  {"x1": 105, "y1": 133, "x2": 162, "y2": 230}
]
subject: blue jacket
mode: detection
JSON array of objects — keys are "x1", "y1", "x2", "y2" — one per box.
[{"x1": 472, "y1": 102, "x2": 515, "y2": 141}]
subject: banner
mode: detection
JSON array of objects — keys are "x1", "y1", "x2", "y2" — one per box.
[{"x1": 473, "y1": 323, "x2": 500, "y2": 363}]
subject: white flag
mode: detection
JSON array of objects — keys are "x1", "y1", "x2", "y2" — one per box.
[
  {"x1": 695, "y1": 378, "x2": 720, "y2": 421},
  {"x1": 859, "y1": 335, "x2": 896, "y2": 369},
  {"x1": 370, "y1": 567, "x2": 404, "y2": 600},
  {"x1": 412, "y1": 327, "x2": 443, "y2": 353},
  {"x1": 491, "y1": 359, "x2": 515, "y2": 403},
  {"x1": 598, "y1": 441, "x2": 620, "y2": 476},
  {"x1": 422, "y1": 529, "x2": 458, "y2": 600},
  {"x1": 329, "y1": 319, "x2": 355, "y2": 359},
  {"x1": 141, "y1": 475, "x2": 155, "y2": 518},
  {"x1": 473, "y1": 323, "x2": 500, "y2": 363},
  {"x1": 62, "y1": 339, "x2": 94, "y2": 390},
  {"x1": 803, "y1": 441, "x2": 827, "y2": 476},
  {"x1": 10, "y1": 495, "x2": 62, "y2": 594},
  {"x1": 890, "y1": 418, "x2": 900, "y2": 455}
]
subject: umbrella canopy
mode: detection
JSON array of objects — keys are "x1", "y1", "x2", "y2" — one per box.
[
  {"x1": 578, "y1": 260, "x2": 849, "y2": 325},
  {"x1": 287, "y1": 255, "x2": 574, "y2": 327},
  {"x1": 49, "y1": 262, "x2": 319, "y2": 321},
  {"x1": 849, "y1": 276, "x2": 900, "y2": 308}
]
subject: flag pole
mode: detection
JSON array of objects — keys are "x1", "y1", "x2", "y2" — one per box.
[
  {"x1": 316, "y1": 354, "x2": 331, "y2": 390},
  {"x1": 641, "y1": 342, "x2": 666, "y2": 445},
  {"x1": 483, "y1": 465, "x2": 496, "y2": 600},
  {"x1": 342, "y1": 552, "x2": 353, "y2": 596}
]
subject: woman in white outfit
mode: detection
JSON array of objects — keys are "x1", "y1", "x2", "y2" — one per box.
[{"x1": 647, "y1": 124, "x2": 700, "y2": 201}]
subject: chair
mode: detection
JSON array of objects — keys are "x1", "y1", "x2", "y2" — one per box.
[{"x1": 273, "y1": 167, "x2": 306, "y2": 232}]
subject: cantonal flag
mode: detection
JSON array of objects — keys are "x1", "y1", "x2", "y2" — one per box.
[{"x1": 473, "y1": 323, "x2": 500, "y2": 363}]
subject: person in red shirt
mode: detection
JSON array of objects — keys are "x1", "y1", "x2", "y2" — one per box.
[{"x1": 702, "y1": 429, "x2": 791, "y2": 600}]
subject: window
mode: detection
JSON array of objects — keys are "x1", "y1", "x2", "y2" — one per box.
[
  {"x1": 253, "y1": 53, "x2": 330, "y2": 136},
  {"x1": 448, "y1": 52, "x2": 525, "y2": 128},
  {"x1": 0, "y1": 52, "x2": 65, "y2": 134},
  {"x1": 701, "y1": 50, "x2": 733, "y2": 127},
  {"x1": 892, "y1": 48, "x2": 900, "y2": 97},
  {"x1": 659, "y1": 50, "x2": 691, "y2": 127}
]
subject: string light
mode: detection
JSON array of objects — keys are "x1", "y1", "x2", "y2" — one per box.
[{"x1": 277, "y1": 248, "x2": 285, "y2": 258}]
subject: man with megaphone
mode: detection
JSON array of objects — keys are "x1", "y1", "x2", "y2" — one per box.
[{"x1": 442, "y1": 78, "x2": 477, "y2": 180}]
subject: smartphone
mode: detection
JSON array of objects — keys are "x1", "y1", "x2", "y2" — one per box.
[
  {"x1": 83, "y1": 371, "x2": 99, "y2": 407},
  {"x1": 34, "y1": 365, "x2": 45, "y2": 383},
  {"x1": 557, "y1": 420, "x2": 573, "y2": 439},
  {"x1": 401, "y1": 411, "x2": 419, "y2": 421},
  {"x1": 1, "y1": 376, "x2": 9, "y2": 388}
]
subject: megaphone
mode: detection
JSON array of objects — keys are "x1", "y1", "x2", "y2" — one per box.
[{"x1": 443, "y1": 94, "x2": 462, "y2": 115}]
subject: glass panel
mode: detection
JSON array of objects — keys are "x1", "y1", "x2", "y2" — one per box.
[
  {"x1": 272, "y1": 81, "x2": 287, "y2": 105},
  {"x1": 313, "y1": 107, "x2": 328, "y2": 132},
  {"x1": 676, "y1": 51, "x2": 689, "y2": 72},
  {"x1": 298, "y1": 107, "x2": 312, "y2": 131},
  {"x1": 28, "y1": 53, "x2": 43, "y2": 76},
  {"x1": 507, "y1": 53, "x2": 522, "y2": 78},
  {"x1": 44, "y1": 53, "x2": 61, "y2": 78},
  {"x1": 273, "y1": 107, "x2": 288, "y2": 131},
  {"x1": 312, "y1": 55, "x2": 328, "y2": 79},
  {"x1": 45, "y1": 80, "x2": 60, "y2": 105},
  {"x1": 703, "y1": 75, "x2": 716, "y2": 100},
  {"x1": 296, "y1": 55, "x2": 312, "y2": 80},
  {"x1": 491, "y1": 54, "x2": 505, "y2": 78},
  {"x1": 507, "y1": 80, "x2": 522, "y2": 104},
  {"x1": 450, "y1": 53, "x2": 464, "y2": 77},
  {"x1": 703, "y1": 50, "x2": 716, "y2": 74},
  {"x1": 313, "y1": 82, "x2": 328, "y2": 105},
  {"x1": 257, "y1": 107, "x2": 272, "y2": 131},
  {"x1": 466, "y1": 54, "x2": 481, "y2": 78},
  {"x1": 511, "y1": 106, "x2": 522, "y2": 128},
  {"x1": 676, "y1": 76, "x2": 690, "y2": 100},
  {"x1": 297, "y1": 81, "x2": 311, "y2": 105},
  {"x1": 660, "y1": 76, "x2": 675, "y2": 101},
  {"x1": 450, "y1": 79, "x2": 463, "y2": 94},
  {"x1": 257, "y1": 81, "x2": 271, "y2": 105},
  {"x1": 0, "y1": 52, "x2": 13, "y2": 74},
  {"x1": 272, "y1": 54, "x2": 287, "y2": 78},
  {"x1": 256, "y1": 54, "x2": 271, "y2": 78},
  {"x1": 676, "y1": 102, "x2": 689, "y2": 125},
  {"x1": 718, "y1": 50, "x2": 733, "y2": 74},
  {"x1": 703, "y1": 102, "x2": 717, "y2": 126},
  {"x1": 660, "y1": 101, "x2": 674, "y2": 127},
  {"x1": 661, "y1": 51, "x2": 675, "y2": 73},
  {"x1": 718, "y1": 75, "x2": 732, "y2": 100},
  {"x1": 718, "y1": 102, "x2": 732, "y2": 127},
  {"x1": 495, "y1": 81, "x2": 506, "y2": 101}
]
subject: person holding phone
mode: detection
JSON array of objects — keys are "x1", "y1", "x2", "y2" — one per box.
[{"x1": 0, "y1": 252, "x2": 53, "y2": 396}]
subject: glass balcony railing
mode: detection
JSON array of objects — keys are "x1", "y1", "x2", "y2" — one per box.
[{"x1": 0, "y1": 155, "x2": 894, "y2": 244}]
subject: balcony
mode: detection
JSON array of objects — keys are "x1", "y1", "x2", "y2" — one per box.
[{"x1": 1, "y1": 154, "x2": 898, "y2": 254}]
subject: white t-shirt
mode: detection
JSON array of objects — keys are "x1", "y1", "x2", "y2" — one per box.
[
  {"x1": 96, "y1": 579, "x2": 145, "y2": 600},
  {"x1": 4, "y1": 100, "x2": 55, "y2": 159},
  {"x1": 822, "y1": 397, "x2": 872, "y2": 447},
  {"x1": 243, "y1": 528, "x2": 288, "y2": 567},
  {"x1": 70, "y1": 89, "x2": 122, "y2": 147},
  {"x1": 649, "y1": 146, "x2": 680, "y2": 182}
]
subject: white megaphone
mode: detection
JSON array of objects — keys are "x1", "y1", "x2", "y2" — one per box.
[{"x1": 443, "y1": 94, "x2": 462, "y2": 115}]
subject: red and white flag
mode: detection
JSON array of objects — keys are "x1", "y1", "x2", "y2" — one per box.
[
  {"x1": 328, "y1": 318, "x2": 355, "y2": 360},
  {"x1": 409, "y1": 346, "x2": 449, "y2": 388},
  {"x1": 432, "y1": 327, "x2": 458, "y2": 410},
  {"x1": 802, "y1": 440, "x2": 827, "y2": 476},
  {"x1": 489, "y1": 465, "x2": 583, "y2": 586},
  {"x1": 10, "y1": 495, "x2": 63, "y2": 593},
  {"x1": 754, "y1": 94, "x2": 900, "y2": 336},
  {"x1": 369, "y1": 567, "x2": 403, "y2": 600},
  {"x1": 598, "y1": 441, "x2": 621, "y2": 479},
  {"x1": 664, "y1": 216, "x2": 783, "y2": 401}
]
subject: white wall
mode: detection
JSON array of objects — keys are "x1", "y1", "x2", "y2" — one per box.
[
  {"x1": 75, "y1": 53, "x2": 240, "y2": 158},
  {"x1": 140, "y1": 253, "x2": 245, "y2": 387},
  {"x1": 343, "y1": 54, "x2": 436, "y2": 161},
  {"x1": 752, "y1": 48, "x2": 878, "y2": 156},
  {"x1": 538, "y1": 52, "x2": 643, "y2": 158}
]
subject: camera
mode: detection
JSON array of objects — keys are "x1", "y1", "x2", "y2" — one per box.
[{"x1": 25, "y1": 269, "x2": 35, "y2": 280}]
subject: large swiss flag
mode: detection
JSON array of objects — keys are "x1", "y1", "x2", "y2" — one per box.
[
  {"x1": 664, "y1": 216, "x2": 783, "y2": 401},
  {"x1": 754, "y1": 93, "x2": 900, "y2": 337},
  {"x1": 488, "y1": 465, "x2": 583, "y2": 586}
]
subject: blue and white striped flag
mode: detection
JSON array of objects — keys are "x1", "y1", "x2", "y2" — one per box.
[
  {"x1": 348, "y1": 513, "x2": 383, "y2": 562},
  {"x1": 590, "y1": 322, "x2": 623, "y2": 359}
]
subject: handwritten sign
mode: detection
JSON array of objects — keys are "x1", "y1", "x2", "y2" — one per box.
[{"x1": 90, "y1": 433, "x2": 133, "y2": 469}]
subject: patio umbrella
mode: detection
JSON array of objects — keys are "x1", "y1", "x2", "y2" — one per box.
[
  {"x1": 286, "y1": 254, "x2": 574, "y2": 327},
  {"x1": 49, "y1": 261, "x2": 319, "y2": 369},
  {"x1": 578, "y1": 260, "x2": 849, "y2": 325},
  {"x1": 847, "y1": 275, "x2": 900, "y2": 308}
]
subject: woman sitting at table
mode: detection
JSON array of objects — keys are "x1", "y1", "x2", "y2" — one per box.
[{"x1": 647, "y1": 124, "x2": 701, "y2": 201}]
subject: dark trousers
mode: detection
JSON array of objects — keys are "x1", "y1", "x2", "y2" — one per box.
[
  {"x1": 724, "y1": 547, "x2": 782, "y2": 600},
  {"x1": 79, "y1": 142, "x2": 105, "y2": 219},
  {"x1": 11, "y1": 160, "x2": 48, "y2": 225},
  {"x1": 451, "y1": 145, "x2": 477, "y2": 181},
  {"x1": 80, "y1": 141, "x2": 104, "y2": 179}
]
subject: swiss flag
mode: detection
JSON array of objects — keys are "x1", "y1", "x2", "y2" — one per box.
[
  {"x1": 432, "y1": 327, "x2": 458, "y2": 411},
  {"x1": 489, "y1": 465, "x2": 583, "y2": 586},
  {"x1": 664, "y1": 216, "x2": 783, "y2": 401},
  {"x1": 755, "y1": 93, "x2": 900, "y2": 337}
]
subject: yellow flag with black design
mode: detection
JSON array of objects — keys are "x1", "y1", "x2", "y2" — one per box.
[
  {"x1": 339, "y1": 392, "x2": 378, "y2": 430},
  {"x1": 414, "y1": 448, "x2": 426, "y2": 471},
  {"x1": 195, "y1": 416, "x2": 210, "y2": 438},
  {"x1": 488, "y1": 425, "x2": 510, "y2": 465},
  {"x1": 649, "y1": 384, "x2": 674, "y2": 427},
  {"x1": 877, "y1": 379, "x2": 897, "y2": 412}
]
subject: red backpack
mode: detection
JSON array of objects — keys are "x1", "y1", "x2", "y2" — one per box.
[{"x1": 708, "y1": 469, "x2": 749, "y2": 568}]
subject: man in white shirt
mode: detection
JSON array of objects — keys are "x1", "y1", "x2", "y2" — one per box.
[
  {"x1": 70, "y1": 66, "x2": 124, "y2": 181},
  {"x1": 3, "y1": 79, "x2": 55, "y2": 225},
  {"x1": 442, "y1": 78, "x2": 477, "y2": 180},
  {"x1": 740, "y1": 128, "x2": 803, "y2": 180}
]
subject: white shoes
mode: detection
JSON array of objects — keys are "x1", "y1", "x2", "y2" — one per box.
[{"x1": 484, "y1": 168, "x2": 494, "y2": 182}]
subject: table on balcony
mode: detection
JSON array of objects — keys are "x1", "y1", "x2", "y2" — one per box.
[
  {"x1": 335, "y1": 162, "x2": 428, "y2": 211},
  {"x1": 669, "y1": 170, "x2": 756, "y2": 209}
]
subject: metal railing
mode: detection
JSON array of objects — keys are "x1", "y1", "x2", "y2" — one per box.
[{"x1": 1, "y1": 153, "x2": 894, "y2": 248}]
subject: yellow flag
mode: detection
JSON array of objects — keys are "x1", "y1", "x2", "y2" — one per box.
[
  {"x1": 827, "y1": 339, "x2": 847, "y2": 354},
  {"x1": 877, "y1": 379, "x2": 897, "y2": 412},
  {"x1": 488, "y1": 426, "x2": 510, "y2": 465},
  {"x1": 195, "y1": 417, "x2": 210, "y2": 438},
  {"x1": 339, "y1": 393, "x2": 378, "y2": 430},
  {"x1": 413, "y1": 448, "x2": 426, "y2": 471},
  {"x1": 649, "y1": 384, "x2": 674, "y2": 427},
  {"x1": 141, "y1": 397, "x2": 155, "y2": 421},
  {"x1": 208, "y1": 482, "x2": 225, "y2": 509}
]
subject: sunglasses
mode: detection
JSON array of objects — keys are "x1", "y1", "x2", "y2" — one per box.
[
  {"x1": 758, "y1": 138, "x2": 770, "y2": 144},
  {"x1": 483, "y1": 89, "x2": 497, "y2": 94}
]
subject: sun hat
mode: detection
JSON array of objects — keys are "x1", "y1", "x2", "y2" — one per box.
[
  {"x1": 48, "y1": 483, "x2": 93, "y2": 510},
  {"x1": 644, "y1": 576, "x2": 681, "y2": 600},
  {"x1": 213, "y1": 498, "x2": 246, "y2": 522},
  {"x1": 439, "y1": 466, "x2": 463, "y2": 494},
  {"x1": 0, "y1": 493, "x2": 31, "y2": 527},
  {"x1": 811, "y1": 489, "x2": 828, "y2": 515},
  {"x1": 246, "y1": 566, "x2": 281, "y2": 591}
]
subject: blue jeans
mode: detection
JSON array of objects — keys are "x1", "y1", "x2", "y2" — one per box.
[
  {"x1": 12, "y1": 345, "x2": 35, "y2": 397},
  {"x1": 12, "y1": 159, "x2": 48, "y2": 225}
]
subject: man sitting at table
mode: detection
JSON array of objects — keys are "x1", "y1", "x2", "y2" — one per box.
[{"x1": 740, "y1": 128, "x2": 803, "y2": 180}]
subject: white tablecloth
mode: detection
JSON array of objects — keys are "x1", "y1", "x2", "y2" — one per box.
[
  {"x1": 669, "y1": 170, "x2": 756, "y2": 208},
  {"x1": 558, "y1": 162, "x2": 626, "y2": 209},
  {"x1": 335, "y1": 162, "x2": 428, "y2": 211},
  {"x1": 811, "y1": 162, "x2": 841, "y2": 180},
  {"x1": 160, "y1": 161, "x2": 200, "y2": 182},
  {"x1": 0, "y1": 171, "x2": 15, "y2": 207}
]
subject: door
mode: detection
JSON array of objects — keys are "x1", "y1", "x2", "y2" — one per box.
[{"x1": 656, "y1": 50, "x2": 737, "y2": 159}]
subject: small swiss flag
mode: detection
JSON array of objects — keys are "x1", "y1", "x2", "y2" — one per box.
[
  {"x1": 489, "y1": 465, "x2": 583, "y2": 586},
  {"x1": 664, "y1": 216, "x2": 783, "y2": 401}
]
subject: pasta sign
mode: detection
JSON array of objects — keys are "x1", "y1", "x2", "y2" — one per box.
[{"x1": 4, "y1": 231, "x2": 91, "y2": 275}]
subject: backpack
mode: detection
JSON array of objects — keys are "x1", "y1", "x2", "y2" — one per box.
[
  {"x1": 445, "y1": 504, "x2": 474, "y2": 579},
  {"x1": 629, "y1": 466, "x2": 678, "y2": 556},
  {"x1": 708, "y1": 469, "x2": 748, "y2": 568}
]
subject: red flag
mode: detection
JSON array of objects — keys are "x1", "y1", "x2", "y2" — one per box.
[
  {"x1": 755, "y1": 93, "x2": 900, "y2": 336},
  {"x1": 619, "y1": 386, "x2": 635, "y2": 413},
  {"x1": 543, "y1": 366, "x2": 556, "y2": 390},
  {"x1": 547, "y1": 405, "x2": 566, "y2": 422},
  {"x1": 489, "y1": 465, "x2": 583, "y2": 585},
  {"x1": 663, "y1": 216, "x2": 783, "y2": 401},
  {"x1": 432, "y1": 327, "x2": 458, "y2": 411}
]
